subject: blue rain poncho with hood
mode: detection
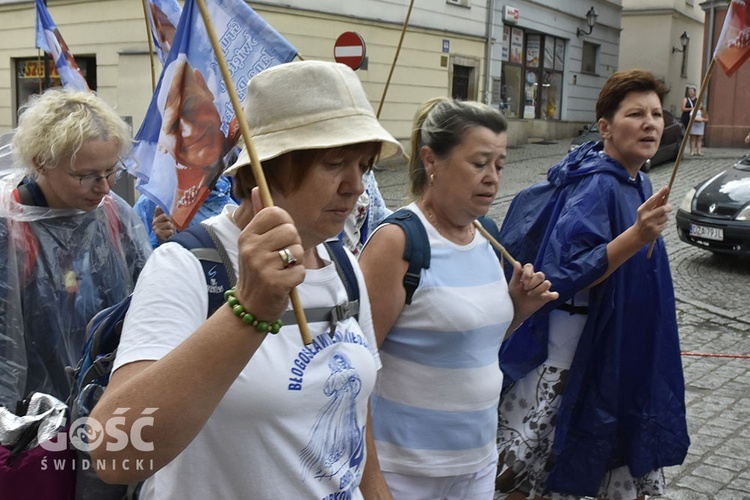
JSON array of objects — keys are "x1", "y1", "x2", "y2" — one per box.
[
  {"x1": 0, "y1": 142, "x2": 151, "y2": 408},
  {"x1": 498, "y1": 141, "x2": 689, "y2": 496}
]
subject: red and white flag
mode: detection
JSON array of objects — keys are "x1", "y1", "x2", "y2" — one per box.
[{"x1": 713, "y1": 0, "x2": 750, "y2": 76}]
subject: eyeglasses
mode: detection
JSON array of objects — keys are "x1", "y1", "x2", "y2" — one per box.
[{"x1": 68, "y1": 163, "x2": 126, "y2": 188}]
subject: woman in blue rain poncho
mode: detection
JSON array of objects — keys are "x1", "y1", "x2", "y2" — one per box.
[
  {"x1": 496, "y1": 70, "x2": 689, "y2": 500},
  {"x1": 0, "y1": 89, "x2": 151, "y2": 408}
]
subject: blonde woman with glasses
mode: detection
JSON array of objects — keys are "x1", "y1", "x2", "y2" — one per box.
[{"x1": 0, "y1": 89, "x2": 151, "y2": 408}]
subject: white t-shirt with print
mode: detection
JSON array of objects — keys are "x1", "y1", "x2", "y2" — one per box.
[{"x1": 113, "y1": 206, "x2": 380, "y2": 500}]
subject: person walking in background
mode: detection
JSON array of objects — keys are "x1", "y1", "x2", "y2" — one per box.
[
  {"x1": 341, "y1": 169, "x2": 391, "y2": 256},
  {"x1": 495, "y1": 69, "x2": 689, "y2": 499},
  {"x1": 680, "y1": 86, "x2": 696, "y2": 131},
  {"x1": 0, "y1": 89, "x2": 151, "y2": 408},
  {"x1": 689, "y1": 105, "x2": 708, "y2": 156},
  {"x1": 359, "y1": 97, "x2": 558, "y2": 499},
  {"x1": 90, "y1": 60, "x2": 403, "y2": 499}
]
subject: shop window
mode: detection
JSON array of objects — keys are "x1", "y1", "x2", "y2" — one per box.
[
  {"x1": 500, "y1": 25, "x2": 565, "y2": 120},
  {"x1": 581, "y1": 42, "x2": 598, "y2": 74},
  {"x1": 14, "y1": 56, "x2": 97, "y2": 119}
]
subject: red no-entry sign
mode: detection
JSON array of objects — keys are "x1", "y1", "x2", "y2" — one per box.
[{"x1": 334, "y1": 32, "x2": 366, "y2": 70}]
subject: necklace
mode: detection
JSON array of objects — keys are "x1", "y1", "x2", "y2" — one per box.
[{"x1": 422, "y1": 204, "x2": 475, "y2": 242}]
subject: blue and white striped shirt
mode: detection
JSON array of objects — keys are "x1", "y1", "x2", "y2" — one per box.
[{"x1": 371, "y1": 204, "x2": 514, "y2": 477}]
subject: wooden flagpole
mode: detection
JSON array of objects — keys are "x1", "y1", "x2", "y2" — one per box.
[
  {"x1": 647, "y1": 58, "x2": 716, "y2": 258},
  {"x1": 195, "y1": 0, "x2": 312, "y2": 345},
  {"x1": 37, "y1": 51, "x2": 44, "y2": 93},
  {"x1": 376, "y1": 0, "x2": 415, "y2": 119},
  {"x1": 473, "y1": 220, "x2": 517, "y2": 265},
  {"x1": 141, "y1": 0, "x2": 157, "y2": 93}
]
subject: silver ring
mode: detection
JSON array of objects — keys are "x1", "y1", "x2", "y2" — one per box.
[{"x1": 278, "y1": 248, "x2": 297, "y2": 269}]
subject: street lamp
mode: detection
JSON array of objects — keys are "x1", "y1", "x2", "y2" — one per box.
[
  {"x1": 672, "y1": 31, "x2": 690, "y2": 53},
  {"x1": 576, "y1": 7, "x2": 598, "y2": 38},
  {"x1": 673, "y1": 31, "x2": 690, "y2": 77}
]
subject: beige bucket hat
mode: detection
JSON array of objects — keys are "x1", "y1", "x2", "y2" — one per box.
[{"x1": 225, "y1": 60, "x2": 403, "y2": 175}]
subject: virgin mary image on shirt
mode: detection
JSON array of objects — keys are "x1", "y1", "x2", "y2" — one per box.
[{"x1": 300, "y1": 353, "x2": 365, "y2": 489}]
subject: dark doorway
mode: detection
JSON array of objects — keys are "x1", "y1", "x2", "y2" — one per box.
[{"x1": 452, "y1": 65, "x2": 471, "y2": 100}]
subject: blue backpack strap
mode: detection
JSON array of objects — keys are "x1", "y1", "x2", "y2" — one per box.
[
  {"x1": 324, "y1": 239, "x2": 359, "y2": 322},
  {"x1": 276, "y1": 240, "x2": 360, "y2": 328},
  {"x1": 381, "y1": 209, "x2": 430, "y2": 305},
  {"x1": 169, "y1": 224, "x2": 234, "y2": 317},
  {"x1": 170, "y1": 225, "x2": 360, "y2": 327}
]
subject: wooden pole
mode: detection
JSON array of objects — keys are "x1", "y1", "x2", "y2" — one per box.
[
  {"x1": 647, "y1": 58, "x2": 716, "y2": 258},
  {"x1": 37, "y1": 51, "x2": 43, "y2": 93},
  {"x1": 141, "y1": 0, "x2": 157, "y2": 93},
  {"x1": 376, "y1": 0, "x2": 415, "y2": 119},
  {"x1": 473, "y1": 220, "x2": 517, "y2": 266},
  {"x1": 42, "y1": 0, "x2": 50, "y2": 91},
  {"x1": 195, "y1": 0, "x2": 312, "y2": 345}
]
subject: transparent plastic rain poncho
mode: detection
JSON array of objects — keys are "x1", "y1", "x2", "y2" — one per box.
[{"x1": 0, "y1": 137, "x2": 152, "y2": 408}]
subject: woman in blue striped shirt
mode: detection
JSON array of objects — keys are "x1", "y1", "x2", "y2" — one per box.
[{"x1": 359, "y1": 97, "x2": 558, "y2": 499}]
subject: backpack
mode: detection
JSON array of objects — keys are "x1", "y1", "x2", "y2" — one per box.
[
  {"x1": 66, "y1": 223, "x2": 361, "y2": 499},
  {"x1": 381, "y1": 208, "x2": 502, "y2": 304},
  {"x1": 67, "y1": 223, "x2": 229, "y2": 426},
  {"x1": 496, "y1": 180, "x2": 560, "y2": 279},
  {"x1": 496, "y1": 180, "x2": 562, "y2": 388}
]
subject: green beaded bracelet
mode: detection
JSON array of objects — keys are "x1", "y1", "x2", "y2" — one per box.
[{"x1": 224, "y1": 288, "x2": 282, "y2": 334}]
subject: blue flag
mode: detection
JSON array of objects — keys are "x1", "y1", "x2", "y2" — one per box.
[
  {"x1": 35, "y1": 0, "x2": 89, "y2": 91},
  {"x1": 144, "y1": 0, "x2": 183, "y2": 65},
  {"x1": 130, "y1": 0, "x2": 297, "y2": 230}
]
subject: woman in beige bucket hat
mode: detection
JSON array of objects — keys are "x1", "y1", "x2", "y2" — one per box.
[{"x1": 91, "y1": 60, "x2": 402, "y2": 498}]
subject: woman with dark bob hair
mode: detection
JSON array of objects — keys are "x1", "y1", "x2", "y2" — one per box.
[{"x1": 496, "y1": 69, "x2": 689, "y2": 499}]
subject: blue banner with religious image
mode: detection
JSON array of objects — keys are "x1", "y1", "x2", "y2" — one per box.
[
  {"x1": 130, "y1": 0, "x2": 297, "y2": 230},
  {"x1": 144, "y1": 0, "x2": 183, "y2": 65}
]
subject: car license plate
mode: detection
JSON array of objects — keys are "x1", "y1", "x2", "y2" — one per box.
[{"x1": 689, "y1": 223, "x2": 724, "y2": 241}]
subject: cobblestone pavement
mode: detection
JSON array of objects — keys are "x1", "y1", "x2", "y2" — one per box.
[{"x1": 374, "y1": 141, "x2": 750, "y2": 498}]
